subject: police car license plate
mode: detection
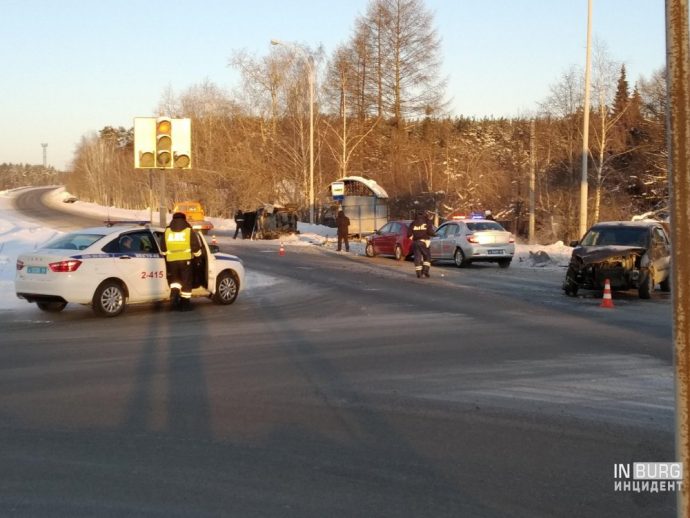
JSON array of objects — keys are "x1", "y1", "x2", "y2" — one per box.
[
  {"x1": 487, "y1": 249, "x2": 503, "y2": 255},
  {"x1": 27, "y1": 266, "x2": 47, "y2": 274}
]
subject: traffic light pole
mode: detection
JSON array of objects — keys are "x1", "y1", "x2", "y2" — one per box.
[{"x1": 159, "y1": 169, "x2": 167, "y2": 227}]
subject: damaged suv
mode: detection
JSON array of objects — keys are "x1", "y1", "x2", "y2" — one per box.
[{"x1": 563, "y1": 220, "x2": 671, "y2": 299}]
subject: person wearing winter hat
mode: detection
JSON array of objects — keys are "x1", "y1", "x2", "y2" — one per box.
[
  {"x1": 407, "y1": 209, "x2": 436, "y2": 278},
  {"x1": 336, "y1": 208, "x2": 350, "y2": 252},
  {"x1": 160, "y1": 212, "x2": 202, "y2": 311}
]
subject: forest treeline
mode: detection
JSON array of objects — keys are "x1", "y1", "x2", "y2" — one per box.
[
  {"x1": 9, "y1": 0, "x2": 670, "y2": 243},
  {"x1": 0, "y1": 164, "x2": 61, "y2": 191}
]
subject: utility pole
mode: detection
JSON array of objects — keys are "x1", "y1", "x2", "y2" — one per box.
[
  {"x1": 270, "y1": 39, "x2": 316, "y2": 224},
  {"x1": 666, "y1": 0, "x2": 690, "y2": 515},
  {"x1": 528, "y1": 119, "x2": 536, "y2": 244},
  {"x1": 41, "y1": 143, "x2": 48, "y2": 168},
  {"x1": 579, "y1": 0, "x2": 593, "y2": 238}
]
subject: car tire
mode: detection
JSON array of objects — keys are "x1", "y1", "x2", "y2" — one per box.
[
  {"x1": 660, "y1": 275, "x2": 671, "y2": 292},
  {"x1": 365, "y1": 243, "x2": 376, "y2": 257},
  {"x1": 394, "y1": 245, "x2": 404, "y2": 261},
  {"x1": 638, "y1": 269, "x2": 654, "y2": 299},
  {"x1": 37, "y1": 301, "x2": 67, "y2": 313},
  {"x1": 453, "y1": 248, "x2": 469, "y2": 268},
  {"x1": 213, "y1": 270, "x2": 239, "y2": 305},
  {"x1": 564, "y1": 285, "x2": 578, "y2": 297},
  {"x1": 497, "y1": 258, "x2": 511, "y2": 268},
  {"x1": 93, "y1": 280, "x2": 126, "y2": 317}
]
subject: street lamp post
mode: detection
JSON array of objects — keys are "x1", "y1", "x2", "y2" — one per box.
[{"x1": 271, "y1": 39, "x2": 315, "y2": 224}]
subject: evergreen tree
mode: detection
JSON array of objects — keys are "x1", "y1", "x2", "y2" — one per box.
[{"x1": 612, "y1": 64, "x2": 630, "y2": 117}]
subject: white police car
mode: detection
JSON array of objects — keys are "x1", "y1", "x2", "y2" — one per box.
[{"x1": 15, "y1": 222, "x2": 245, "y2": 317}]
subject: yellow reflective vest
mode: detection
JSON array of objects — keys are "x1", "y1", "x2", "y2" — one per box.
[{"x1": 164, "y1": 227, "x2": 192, "y2": 262}]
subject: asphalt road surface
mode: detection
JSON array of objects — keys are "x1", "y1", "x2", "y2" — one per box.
[{"x1": 1, "y1": 187, "x2": 675, "y2": 517}]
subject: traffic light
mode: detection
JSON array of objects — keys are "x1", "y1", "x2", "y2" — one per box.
[
  {"x1": 133, "y1": 117, "x2": 192, "y2": 169},
  {"x1": 171, "y1": 118, "x2": 191, "y2": 169},
  {"x1": 156, "y1": 117, "x2": 172, "y2": 168},
  {"x1": 133, "y1": 117, "x2": 156, "y2": 169}
]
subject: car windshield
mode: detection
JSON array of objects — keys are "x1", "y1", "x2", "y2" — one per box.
[
  {"x1": 580, "y1": 227, "x2": 648, "y2": 247},
  {"x1": 41, "y1": 233, "x2": 105, "y2": 250},
  {"x1": 466, "y1": 221, "x2": 505, "y2": 232}
]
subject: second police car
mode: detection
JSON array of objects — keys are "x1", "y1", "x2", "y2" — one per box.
[
  {"x1": 430, "y1": 216, "x2": 515, "y2": 268},
  {"x1": 15, "y1": 222, "x2": 245, "y2": 317}
]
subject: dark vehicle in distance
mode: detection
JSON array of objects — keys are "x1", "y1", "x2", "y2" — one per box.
[
  {"x1": 563, "y1": 220, "x2": 671, "y2": 299},
  {"x1": 242, "y1": 204, "x2": 299, "y2": 239},
  {"x1": 365, "y1": 220, "x2": 413, "y2": 261}
]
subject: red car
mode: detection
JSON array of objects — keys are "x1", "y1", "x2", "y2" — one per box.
[{"x1": 365, "y1": 220, "x2": 413, "y2": 261}]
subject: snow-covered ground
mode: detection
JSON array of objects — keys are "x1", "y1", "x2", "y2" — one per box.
[{"x1": 0, "y1": 187, "x2": 573, "y2": 310}]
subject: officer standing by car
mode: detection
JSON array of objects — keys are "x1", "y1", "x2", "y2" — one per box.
[
  {"x1": 160, "y1": 212, "x2": 202, "y2": 311},
  {"x1": 233, "y1": 209, "x2": 244, "y2": 239},
  {"x1": 407, "y1": 209, "x2": 436, "y2": 278}
]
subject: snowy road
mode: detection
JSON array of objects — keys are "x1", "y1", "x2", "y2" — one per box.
[{"x1": 0, "y1": 187, "x2": 676, "y2": 517}]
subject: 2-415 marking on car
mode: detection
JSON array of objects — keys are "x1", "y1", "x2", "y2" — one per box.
[{"x1": 140, "y1": 270, "x2": 165, "y2": 279}]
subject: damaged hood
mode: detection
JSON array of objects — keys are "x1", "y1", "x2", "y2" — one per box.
[{"x1": 572, "y1": 245, "x2": 646, "y2": 265}]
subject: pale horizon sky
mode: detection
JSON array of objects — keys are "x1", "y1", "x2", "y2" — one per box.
[{"x1": 1, "y1": 0, "x2": 667, "y2": 171}]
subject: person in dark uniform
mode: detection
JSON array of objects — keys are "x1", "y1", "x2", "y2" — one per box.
[
  {"x1": 233, "y1": 210, "x2": 244, "y2": 239},
  {"x1": 336, "y1": 208, "x2": 350, "y2": 252},
  {"x1": 407, "y1": 209, "x2": 436, "y2": 278},
  {"x1": 484, "y1": 209, "x2": 495, "y2": 221},
  {"x1": 160, "y1": 212, "x2": 202, "y2": 311}
]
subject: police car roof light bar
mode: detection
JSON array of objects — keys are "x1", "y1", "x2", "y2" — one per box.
[{"x1": 104, "y1": 219, "x2": 152, "y2": 228}]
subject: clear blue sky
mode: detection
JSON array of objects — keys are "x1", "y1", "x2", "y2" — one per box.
[{"x1": 1, "y1": 0, "x2": 667, "y2": 171}]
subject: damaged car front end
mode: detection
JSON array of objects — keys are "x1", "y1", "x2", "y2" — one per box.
[
  {"x1": 563, "y1": 246, "x2": 648, "y2": 297},
  {"x1": 562, "y1": 221, "x2": 671, "y2": 300}
]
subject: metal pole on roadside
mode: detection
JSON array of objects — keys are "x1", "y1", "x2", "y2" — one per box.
[
  {"x1": 529, "y1": 119, "x2": 536, "y2": 244},
  {"x1": 667, "y1": 1, "x2": 690, "y2": 515},
  {"x1": 308, "y1": 56, "x2": 315, "y2": 225},
  {"x1": 270, "y1": 39, "x2": 315, "y2": 224},
  {"x1": 148, "y1": 169, "x2": 154, "y2": 224},
  {"x1": 579, "y1": 0, "x2": 593, "y2": 238},
  {"x1": 159, "y1": 169, "x2": 167, "y2": 228}
]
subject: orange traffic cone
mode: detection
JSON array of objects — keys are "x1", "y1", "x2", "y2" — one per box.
[
  {"x1": 279, "y1": 242, "x2": 285, "y2": 256},
  {"x1": 211, "y1": 235, "x2": 217, "y2": 246},
  {"x1": 600, "y1": 278, "x2": 614, "y2": 308}
]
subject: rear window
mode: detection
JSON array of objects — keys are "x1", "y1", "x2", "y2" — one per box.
[
  {"x1": 466, "y1": 222, "x2": 505, "y2": 232},
  {"x1": 41, "y1": 233, "x2": 104, "y2": 251}
]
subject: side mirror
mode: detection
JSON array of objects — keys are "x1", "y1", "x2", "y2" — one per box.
[
  {"x1": 209, "y1": 244, "x2": 220, "y2": 254},
  {"x1": 569, "y1": 240, "x2": 579, "y2": 247}
]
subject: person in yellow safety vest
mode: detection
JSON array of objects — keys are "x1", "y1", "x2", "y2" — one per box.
[{"x1": 160, "y1": 212, "x2": 202, "y2": 311}]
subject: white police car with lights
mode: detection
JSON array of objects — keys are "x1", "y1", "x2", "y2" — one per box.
[{"x1": 15, "y1": 222, "x2": 244, "y2": 317}]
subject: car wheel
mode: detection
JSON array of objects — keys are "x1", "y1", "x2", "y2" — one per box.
[
  {"x1": 36, "y1": 301, "x2": 67, "y2": 313},
  {"x1": 93, "y1": 280, "x2": 126, "y2": 317},
  {"x1": 394, "y1": 245, "x2": 404, "y2": 261},
  {"x1": 660, "y1": 275, "x2": 671, "y2": 292},
  {"x1": 497, "y1": 258, "x2": 511, "y2": 268},
  {"x1": 365, "y1": 242, "x2": 376, "y2": 257},
  {"x1": 213, "y1": 270, "x2": 239, "y2": 305},
  {"x1": 638, "y1": 269, "x2": 654, "y2": 299},
  {"x1": 564, "y1": 283, "x2": 578, "y2": 297},
  {"x1": 453, "y1": 248, "x2": 469, "y2": 268}
]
